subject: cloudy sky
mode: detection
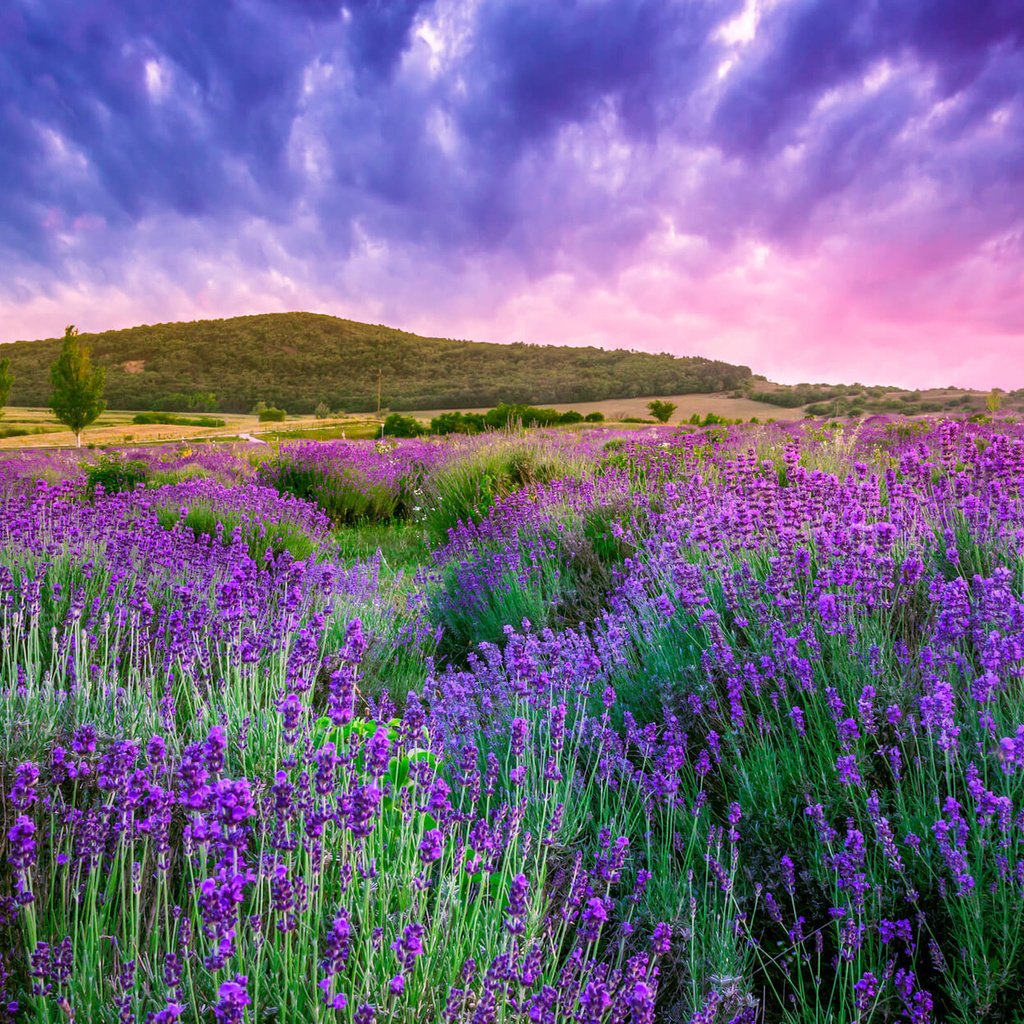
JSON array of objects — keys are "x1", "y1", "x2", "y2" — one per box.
[{"x1": 2, "y1": 0, "x2": 1022, "y2": 386}]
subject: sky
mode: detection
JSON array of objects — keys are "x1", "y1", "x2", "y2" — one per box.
[{"x1": 2, "y1": 0, "x2": 1023, "y2": 388}]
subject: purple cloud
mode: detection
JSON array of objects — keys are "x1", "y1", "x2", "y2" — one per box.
[{"x1": 1, "y1": 0, "x2": 1022, "y2": 387}]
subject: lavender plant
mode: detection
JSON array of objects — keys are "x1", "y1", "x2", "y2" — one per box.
[{"x1": 4, "y1": 418, "x2": 1024, "y2": 1022}]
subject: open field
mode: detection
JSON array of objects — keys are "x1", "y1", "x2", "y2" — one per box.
[
  {"x1": 3, "y1": 418, "x2": 1024, "y2": 1020},
  {"x1": 0, "y1": 394, "x2": 798, "y2": 449},
  {"x1": 0, "y1": 408, "x2": 385, "y2": 449},
  {"x1": 403, "y1": 391, "x2": 809, "y2": 422}
]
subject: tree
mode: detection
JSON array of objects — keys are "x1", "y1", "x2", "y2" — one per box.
[
  {"x1": 0, "y1": 357, "x2": 12, "y2": 419},
  {"x1": 647, "y1": 400, "x2": 677, "y2": 424},
  {"x1": 49, "y1": 325, "x2": 106, "y2": 446},
  {"x1": 987, "y1": 388, "x2": 1004, "y2": 414}
]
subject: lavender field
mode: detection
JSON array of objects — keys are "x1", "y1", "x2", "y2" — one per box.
[{"x1": 2, "y1": 419, "x2": 1023, "y2": 1023}]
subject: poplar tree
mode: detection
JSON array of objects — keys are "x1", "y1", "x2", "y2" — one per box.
[
  {"x1": 0, "y1": 357, "x2": 12, "y2": 419},
  {"x1": 50, "y1": 325, "x2": 106, "y2": 446}
]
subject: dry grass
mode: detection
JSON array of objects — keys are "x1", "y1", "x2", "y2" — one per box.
[
  {"x1": 0, "y1": 409, "x2": 359, "y2": 449},
  {"x1": 404, "y1": 393, "x2": 808, "y2": 423}
]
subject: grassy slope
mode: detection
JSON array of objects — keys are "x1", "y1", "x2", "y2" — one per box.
[{"x1": 0, "y1": 311, "x2": 752, "y2": 414}]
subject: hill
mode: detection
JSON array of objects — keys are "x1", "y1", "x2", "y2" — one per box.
[{"x1": 0, "y1": 313, "x2": 752, "y2": 414}]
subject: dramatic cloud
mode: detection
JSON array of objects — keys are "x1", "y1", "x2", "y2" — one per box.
[{"x1": 2, "y1": 0, "x2": 1022, "y2": 386}]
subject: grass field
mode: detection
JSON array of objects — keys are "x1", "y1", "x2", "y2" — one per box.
[
  {"x1": 0, "y1": 408, "x2": 385, "y2": 449},
  {"x1": 0, "y1": 393, "x2": 800, "y2": 449},
  {"x1": 403, "y1": 392, "x2": 809, "y2": 423}
]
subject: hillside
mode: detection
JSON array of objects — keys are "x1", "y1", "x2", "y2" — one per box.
[{"x1": 0, "y1": 313, "x2": 752, "y2": 414}]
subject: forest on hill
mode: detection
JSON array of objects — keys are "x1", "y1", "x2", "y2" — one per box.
[{"x1": 0, "y1": 313, "x2": 752, "y2": 414}]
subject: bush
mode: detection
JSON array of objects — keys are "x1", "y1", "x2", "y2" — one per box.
[
  {"x1": 431, "y1": 411, "x2": 486, "y2": 435},
  {"x1": 314, "y1": 402, "x2": 333, "y2": 419},
  {"x1": 647, "y1": 400, "x2": 677, "y2": 424},
  {"x1": 84, "y1": 454, "x2": 151, "y2": 496},
  {"x1": 258, "y1": 407, "x2": 287, "y2": 422},
  {"x1": 484, "y1": 403, "x2": 561, "y2": 429},
  {"x1": 382, "y1": 413, "x2": 424, "y2": 438},
  {"x1": 584, "y1": 411, "x2": 605, "y2": 422},
  {"x1": 558, "y1": 410, "x2": 584, "y2": 424},
  {"x1": 132, "y1": 413, "x2": 226, "y2": 427}
]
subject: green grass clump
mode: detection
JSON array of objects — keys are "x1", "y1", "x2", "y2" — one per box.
[{"x1": 154, "y1": 502, "x2": 320, "y2": 565}]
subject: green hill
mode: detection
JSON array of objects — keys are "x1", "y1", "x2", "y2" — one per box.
[{"x1": 0, "y1": 312, "x2": 752, "y2": 414}]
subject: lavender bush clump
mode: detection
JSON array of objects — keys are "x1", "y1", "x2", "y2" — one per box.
[{"x1": 4, "y1": 419, "x2": 1024, "y2": 1021}]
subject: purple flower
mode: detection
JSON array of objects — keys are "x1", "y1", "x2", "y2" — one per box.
[
  {"x1": 7, "y1": 817, "x2": 36, "y2": 871},
  {"x1": 651, "y1": 922, "x2": 672, "y2": 955},
  {"x1": 419, "y1": 829, "x2": 444, "y2": 865},
  {"x1": 836, "y1": 754, "x2": 862, "y2": 787},
  {"x1": 9, "y1": 763, "x2": 39, "y2": 811},
  {"x1": 578, "y1": 897, "x2": 610, "y2": 943},
  {"x1": 505, "y1": 873, "x2": 529, "y2": 935},
  {"x1": 214, "y1": 975, "x2": 251, "y2": 1024}
]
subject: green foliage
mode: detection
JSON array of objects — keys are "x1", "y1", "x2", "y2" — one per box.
[
  {"x1": 0, "y1": 356, "x2": 12, "y2": 418},
  {"x1": 84, "y1": 453, "x2": 151, "y2": 496},
  {"x1": 430, "y1": 411, "x2": 486, "y2": 435},
  {"x1": 750, "y1": 385, "x2": 840, "y2": 408},
  {"x1": 0, "y1": 312, "x2": 753, "y2": 413},
  {"x1": 152, "y1": 390, "x2": 218, "y2": 412},
  {"x1": 647, "y1": 399, "x2": 677, "y2": 423},
  {"x1": 314, "y1": 401, "x2": 333, "y2": 419},
  {"x1": 583, "y1": 411, "x2": 605, "y2": 422},
  {"x1": 558, "y1": 409, "x2": 584, "y2": 424},
  {"x1": 261, "y1": 456, "x2": 398, "y2": 525},
  {"x1": 132, "y1": 412, "x2": 226, "y2": 427},
  {"x1": 383, "y1": 412, "x2": 424, "y2": 437},
  {"x1": 483, "y1": 403, "x2": 562, "y2": 429},
  {"x1": 48, "y1": 325, "x2": 106, "y2": 445},
  {"x1": 420, "y1": 442, "x2": 582, "y2": 544},
  {"x1": 154, "y1": 501, "x2": 320, "y2": 565},
  {"x1": 258, "y1": 406, "x2": 287, "y2": 422},
  {"x1": 687, "y1": 411, "x2": 743, "y2": 427}
]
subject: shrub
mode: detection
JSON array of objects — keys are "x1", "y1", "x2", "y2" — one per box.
[
  {"x1": 483, "y1": 403, "x2": 561, "y2": 429},
  {"x1": 258, "y1": 407, "x2": 287, "y2": 422},
  {"x1": 84, "y1": 453, "x2": 151, "y2": 496},
  {"x1": 559, "y1": 409, "x2": 584, "y2": 424},
  {"x1": 314, "y1": 401, "x2": 333, "y2": 419},
  {"x1": 647, "y1": 400, "x2": 677, "y2": 423},
  {"x1": 382, "y1": 413, "x2": 424, "y2": 438},
  {"x1": 583, "y1": 411, "x2": 605, "y2": 422},
  {"x1": 431, "y1": 411, "x2": 486, "y2": 435},
  {"x1": 132, "y1": 412, "x2": 226, "y2": 427}
]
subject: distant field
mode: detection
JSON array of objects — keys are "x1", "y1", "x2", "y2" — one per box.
[
  {"x1": 0, "y1": 408, "x2": 373, "y2": 449},
  {"x1": 0, "y1": 384, "x2": 996, "y2": 449},
  {"x1": 0, "y1": 394, "x2": 803, "y2": 449},
  {"x1": 405, "y1": 393, "x2": 808, "y2": 422}
]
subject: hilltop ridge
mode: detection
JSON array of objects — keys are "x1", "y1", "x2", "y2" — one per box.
[{"x1": 1, "y1": 312, "x2": 752, "y2": 414}]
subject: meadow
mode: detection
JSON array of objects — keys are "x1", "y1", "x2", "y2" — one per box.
[{"x1": 1, "y1": 417, "x2": 1023, "y2": 1023}]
